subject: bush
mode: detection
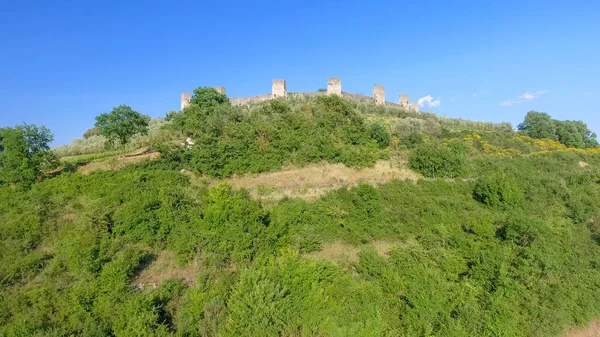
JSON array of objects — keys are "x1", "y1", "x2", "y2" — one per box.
[
  {"x1": 402, "y1": 131, "x2": 425, "y2": 148},
  {"x1": 370, "y1": 122, "x2": 391, "y2": 149},
  {"x1": 409, "y1": 143, "x2": 466, "y2": 178},
  {"x1": 473, "y1": 173, "x2": 524, "y2": 208}
]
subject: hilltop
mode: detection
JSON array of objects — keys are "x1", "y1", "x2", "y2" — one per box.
[{"x1": 1, "y1": 88, "x2": 600, "y2": 336}]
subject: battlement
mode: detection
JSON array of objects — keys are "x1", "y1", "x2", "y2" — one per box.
[{"x1": 180, "y1": 78, "x2": 420, "y2": 112}]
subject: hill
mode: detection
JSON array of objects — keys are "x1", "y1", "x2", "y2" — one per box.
[{"x1": 1, "y1": 89, "x2": 600, "y2": 336}]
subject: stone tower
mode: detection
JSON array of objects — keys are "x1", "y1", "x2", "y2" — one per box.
[
  {"x1": 373, "y1": 85, "x2": 385, "y2": 105},
  {"x1": 410, "y1": 102, "x2": 419, "y2": 112},
  {"x1": 327, "y1": 78, "x2": 342, "y2": 96},
  {"x1": 215, "y1": 86, "x2": 226, "y2": 95},
  {"x1": 272, "y1": 79, "x2": 287, "y2": 98},
  {"x1": 399, "y1": 94, "x2": 409, "y2": 108},
  {"x1": 181, "y1": 92, "x2": 191, "y2": 111}
]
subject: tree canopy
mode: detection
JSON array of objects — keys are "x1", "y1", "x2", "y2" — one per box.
[
  {"x1": 518, "y1": 111, "x2": 598, "y2": 148},
  {"x1": 95, "y1": 105, "x2": 150, "y2": 145},
  {"x1": 0, "y1": 124, "x2": 56, "y2": 185}
]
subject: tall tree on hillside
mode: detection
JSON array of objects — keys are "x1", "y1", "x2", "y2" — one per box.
[
  {"x1": 555, "y1": 120, "x2": 599, "y2": 148},
  {"x1": 0, "y1": 124, "x2": 57, "y2": 185},
  {"x1": 95, "y1": 105, "x2": 150, "y2": 146},
  {"x1": 518, "y1": 111, "x2": 598, "y2": 148},
  {"x1": 518, "y1": 111, "x2": 557, "y2": 140}
]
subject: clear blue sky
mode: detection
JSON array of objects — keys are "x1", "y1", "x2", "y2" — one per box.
[{"x1": 1, "y1": 0, "x2": 599, "y2": 146}]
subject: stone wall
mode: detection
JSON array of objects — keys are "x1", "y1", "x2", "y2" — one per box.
[
  {"x1": 181, "y1": 78, "x2": 422, "y2": 111},
  {"x1": 230, "y1": 93, "x2": 273, "y2": 106}
]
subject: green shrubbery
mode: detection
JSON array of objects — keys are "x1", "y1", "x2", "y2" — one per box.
[
  {"x1": 161, "y1": 90, "x2": 388, "y2": 177},
  {"x1": 409, "y1": 142, "x2": 467, "y2": 178},
  {"x1": 473, "y1": 172, "x2": 524, "y2": 208},
  {"x1": 2, "y1": 90, "x2": 600, "y2": 336}
]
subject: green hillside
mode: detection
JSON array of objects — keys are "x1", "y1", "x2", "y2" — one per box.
[{"x1": 1, "y1": 89, "x2": 600, "y2": 336}]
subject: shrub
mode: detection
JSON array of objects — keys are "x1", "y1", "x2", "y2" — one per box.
[
  {"x1": 370, "y1": 122, "x2": 391, "y2": 148},
  {"x1": 402, "y1": 131, "x2": 425, "y2": 148},
  {"x1": 473, "y1": 173, "x2": 524, "y2": 208},
  {"x1": 83, "y1": 127, "x2": 101, "y2": 139},
  {"x1": 409, "y1": 143, "x2": 466, "y2": 178}
]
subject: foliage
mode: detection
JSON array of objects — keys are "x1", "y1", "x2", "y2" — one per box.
[
  {"x1": 55, "y1": 118, "x2": 176, "y2": 158},
  {"x1": 83, "y1": 127, "x2": 101, "y2": 139},
  {"x1": 402, "y1": 131, "x2": 425, "y2": 148},
  {"x1": 473, "y1": 172, "x2": 524, "y2": 208},
  {"x1": 95, "y1": 105, "x2": 151, "y2": 146},
  {"x1": 369, "y1": 121, "x2": 392, "y2": 148},
  {"x1": 3, "y1": 94, "x2": 600, "y2": 336},
  {"x1": 409, "y1": 142, "x2": 466, "y2": 178},
  {"x1": 518, "y1": 110, "x2": 598, "y2": 148},
  {"x1": 163, "y1": 94, "x2": 386, "y2": 177},
  {"x1": 0, "y1": 124, "x2": 57, "y2": 186}
]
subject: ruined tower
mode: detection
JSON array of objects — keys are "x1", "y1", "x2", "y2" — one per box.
[
  {"x1": 215, "y1": 86, "x2": 226, "y2": 95},
  {"x1": 181, "y1": 92, "x2": 191, "y2": 111},
  {"x1": 272, "y1": 79, "x2": 287, "y2": 98},
  {"x1": 327, "y1": 78, "x2": 342, "y2": 96},
  {"x1": 373, "y1": 85, "x2": 385, "y2": 105},
  {"x1": 399, "y1": 94, "x2": 409, "y2": 108},
  {"x1": 410, "y1": 102, "x2": 419, "y2": 112}
]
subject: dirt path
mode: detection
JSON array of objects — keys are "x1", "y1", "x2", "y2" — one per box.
[{"x1": 562, "y1": 320, "x2": 600, "y2": 337}]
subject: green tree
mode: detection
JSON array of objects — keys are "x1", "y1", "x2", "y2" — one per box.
[
  {"x1": 0, "y1": 124, "x2": 56, "y2": 185},
  {"x1": 94, "y1": 105, "x2": 150, "y2": 145},
  {"x1": 555, "y1": 120, "x2": 599, "y2": 148},
  {"x1": 190, "y1": 87, "x2": 230, "y2": 109},
  {"x1": 518, "y1": 111, "x2": 557, "y2": 139}
]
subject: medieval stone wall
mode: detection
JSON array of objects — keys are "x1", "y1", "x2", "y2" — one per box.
[{"x1": 180, "y1": 78, "x2": 421, "y2": 110}]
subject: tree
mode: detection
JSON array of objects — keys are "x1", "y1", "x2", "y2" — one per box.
[
  {"x1": 555, "y1": 120, "x2": 598, "y2": 148},
  {"x1": 518, "y1": 111, "x2": 599, "y2": 148},
  {"x1": 517, "y1": 111, "x2": 556, "y2": 139},
  {"x1": 173, "y1": 87, "x2": 231, "y2": 135},
  {"x1": 0, "y1": 124, "x2": 56, "y2": 185},
  {"x1": 95, "y1": 105, "x2": 150, "y2": 145},
  {"x1": 190, "y1": 87, "x2": 230, "y2": 110}
]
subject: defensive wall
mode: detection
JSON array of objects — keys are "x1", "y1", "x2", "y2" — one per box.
[{"x1": 181, "y1": 78, "x2": 420, "y2": 112}]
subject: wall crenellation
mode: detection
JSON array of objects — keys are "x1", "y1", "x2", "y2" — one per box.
[{"x1": 180, "y1": 78, "x2": 421, "y2": 112}]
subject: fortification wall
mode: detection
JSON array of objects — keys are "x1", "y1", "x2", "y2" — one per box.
[
  {"x1": 230, "y1": 94, "x2": 272, "y2": 106},
  {"x1": 181, "y1": 78, "x2": 422, "y2": 111}
]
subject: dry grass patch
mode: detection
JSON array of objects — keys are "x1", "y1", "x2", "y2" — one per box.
[
  {"x1": 306, "y1": 241, "x2": 361, "y2": 265},
  {"x1": 78, "y1": 151, "x2": 159, "y2": 175},
  {"x1": 562, "y1": 319, "x2": 600, "y2": 337},
  {"x1": 306, "y1": 240, "x2": 405, "y2": 266},
  {"x1": 222, "y1": 160, "x2": 419, "y2": 203},
  {"x1": 134, "y1": 250, "x2": 199, "y2": 289}
]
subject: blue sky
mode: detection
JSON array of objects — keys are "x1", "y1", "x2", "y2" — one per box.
[{"x1": 1, "y1": 0, "x2": 599, "y2": 146}]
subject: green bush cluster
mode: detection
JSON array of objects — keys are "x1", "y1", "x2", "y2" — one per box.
[
  {"x1": 2, "y1": 91, "x2": 600, "y2": 336},
  {"x1": 409, "y1": 142, "x2": 467, "y2": 178},
  {"x1": 1, "y1": 151, "x2": 600, "y2": 336},
  {"x1": 163, "y1": 90, "x2": 388, "y2": 177},
  {"x1": 473, "y1": 172, "x2": 524, "y2": 208}
]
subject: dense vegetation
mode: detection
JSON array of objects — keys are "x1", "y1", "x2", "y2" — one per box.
[{"x1": 1, "y1": 90, "x2": 600, "y2": 336}]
